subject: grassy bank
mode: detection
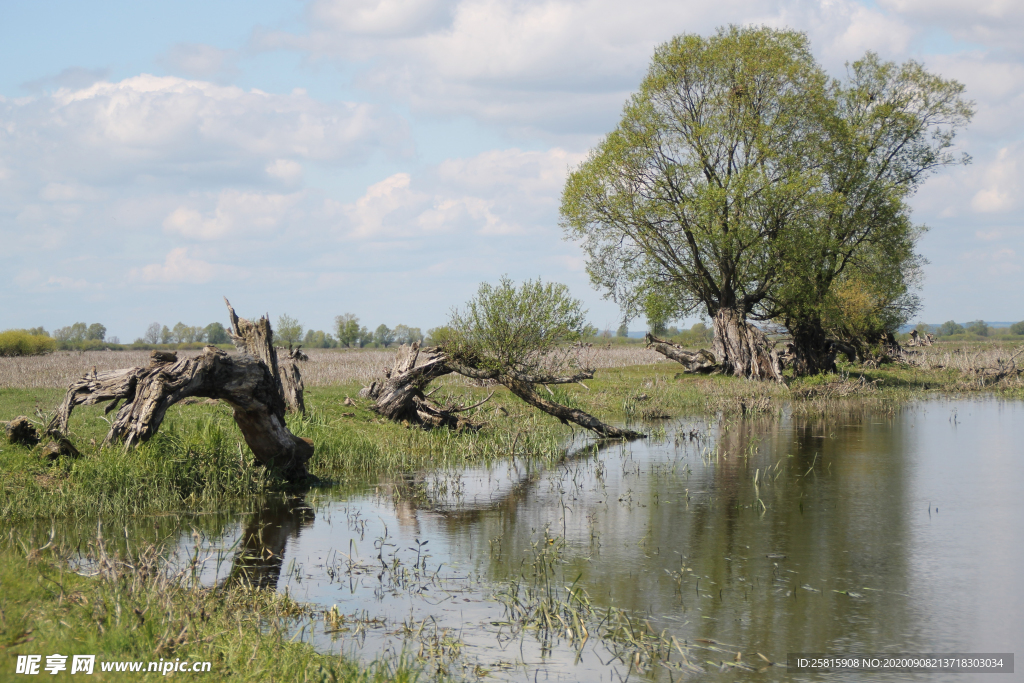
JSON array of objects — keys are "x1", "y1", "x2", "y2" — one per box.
[
  {"x1": 0, "y1": 530, "x2": 419, "y2": 682},
  {"x1": 2, "y1": 344, "x2": 1022, "y2": 521}
]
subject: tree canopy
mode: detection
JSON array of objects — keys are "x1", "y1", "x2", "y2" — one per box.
[
  {"x1": 447, "y1": 276, "x2": 589, "y2": 378},
  {"x1": 560, "y1": 25, "x2": 972, "y2": 376}
]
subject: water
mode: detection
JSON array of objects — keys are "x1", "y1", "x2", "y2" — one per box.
[{"x1": 51, "y1": 397, "x2": 1024, "y2": 680}]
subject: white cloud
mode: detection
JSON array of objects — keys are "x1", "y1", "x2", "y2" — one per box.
[
  {"x1": 878, "y1": 0, "x2": 1024, "y2": 54},
  {"x1": 343, "y1": 147, "x2": 584, "y2": 239},
  {"x1": 265, "y1": 159, "x2": 304, "y2": 183},
  {"x1": 163, "y1": 190, "x2": 306, "y2": 240},
  {"x1": 971, "y1": 145, "x2": 1022, "y2": 214},
  {"x1": 39, "y1": 182, "x2": 104, "y2": 202},
  {"x1": 257, "y1": 0, "x2": 919, "y2": 135},
  {"x1": 0, "y1": 74, "x2": 406, "y2": 189},
  {"x1": 130, "y1": 248, "x2": 245, "y2": 284},
  {"x1": 308, "y1": 0, "x2": 453, "y2": 36},
  {"x1": 959, "y1": 245, "x2": 1021, "y2": 274}
]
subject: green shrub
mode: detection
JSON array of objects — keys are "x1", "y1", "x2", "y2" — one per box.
[
  {"x1": 937, "y1": 320, "x2": 964, "y2": 337},
  {"x1": 0, "y1": 330, "x2": 57, "y2": 356},
  {"x1": 965, "y1": 319, "x2": 989, "y2": 337},
  {"x1": 1011, "y1": 321, "x2": 1024, "y2": 336}
]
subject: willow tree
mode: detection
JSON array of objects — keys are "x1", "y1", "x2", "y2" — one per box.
[
  {"x1": 561, "y1": 27, "x2": 828, "y2": 380},
  {"x1": 561, "y1": 26, "x2": 972, "y2": 378},
  {"x1": 773, "y1": 54, "x2": 972, "y2": 374}
]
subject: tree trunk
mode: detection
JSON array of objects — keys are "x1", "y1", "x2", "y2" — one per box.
[
  {"x1": 786, "y1": 318, "x2": 838, "y2": 376},
  {"x1": 48, "y1": 347, "x2": 314, "y2": 481},
  {"x1": 644, "y1": 334, "x2": 719, "y2": 374},
  {"x1": 502, "y1": 377, "x2": 644, "y2": 439},
  {"x1": 225, "y1": 298, "x2": 305, "y2": 415},
  {"x1": 278, "y1": 346, "x2": 306, "y2": 415},
  {"x1": 712, "y1": 308, "x2": 784, "y2": 382}
]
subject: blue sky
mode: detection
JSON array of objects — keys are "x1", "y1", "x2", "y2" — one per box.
[{"x1": 2, "y1": 0, "x2": 1022, "y2": 341}]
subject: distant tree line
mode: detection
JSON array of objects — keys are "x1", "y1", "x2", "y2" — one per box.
[
  {"x1": 927, "y1": 320, "x2": 1024, "y2": 338},
  {"x1": 272, "y1": 313, "x2": 426, "y2": 349},
  {"x1": 53, "y1": 322, "x2": 116, "y2": 344},
  {"x1": 135, "y1": 322, "x2": 230, "y2": 345}
]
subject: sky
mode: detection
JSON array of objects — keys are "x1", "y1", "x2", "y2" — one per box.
[{"x1": 1, "y1": 0, "x2": 1023, "y2": 342}]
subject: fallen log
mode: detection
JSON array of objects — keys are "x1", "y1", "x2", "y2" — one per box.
[
  {"x1": 48, "y1": 346, "x2": 314, "y2": 481},
  {"x1": 645, "y1": 333, "x2": 720, "y2": 374},
  {"x1": 3, "y1": 416, "x2": 40, "y2": 446}
]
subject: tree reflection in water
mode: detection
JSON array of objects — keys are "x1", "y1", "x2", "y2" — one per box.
[{"x1": 225, "y1": 495, "x2": 315, "y2": 590}]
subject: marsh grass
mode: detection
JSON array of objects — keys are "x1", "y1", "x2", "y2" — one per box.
[
  {"x1": 0, "y1": 528, "x2": 421, "y2": 682},
  {"x1": 491, "y1": 528, "x2": 773, "y2": 676}
]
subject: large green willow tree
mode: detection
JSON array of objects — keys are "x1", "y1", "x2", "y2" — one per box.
[
  {"x1": 773, "y1": 54, "x2": 972, "y2": 373},
  {"x1": 560, "y1": 26, "x2": 972, "y2": 378}
]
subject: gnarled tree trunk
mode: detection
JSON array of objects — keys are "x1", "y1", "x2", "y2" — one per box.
[
  {"x1": 645, "y1": 334, "x2": 719, "y2": 374},
  {"x1": 712, "y1": 308, "x2": 784, "y2": 382},
  {"x1": 49, "y1": 347, "x2": 313, "y2": 480},
  {"x1": 501, "y1": 377, "x2": 643, "y2": 439},
  {"x1": 786, "y1": 318, "x2": 838, "y2": 376},
  {"x1": 277, "y1": 346, "x2": 307, "y2": 415},
  {"x1": 225, "y1": 298, "x2": 305, "y2": 415},
  {"x1": 364, "y1": 343, "x2": 480, "y2": 430}
]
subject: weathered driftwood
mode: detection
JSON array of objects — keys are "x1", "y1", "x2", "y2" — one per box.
[
  {"x1": 48, "y1": 347, "x2": 314, "y2": 481},
  {"x1": 225, "y1": 298, "x2": 305, "y2": 415},
  {"x1": 40, "y1": 437, "x2": 80, "y2": 461},
  {"x1": 644, "y1": 334, "x2": 719, "y2": 374},
  {"x1": 366, "y1": 344, "x2": 644, "y2": 439}
]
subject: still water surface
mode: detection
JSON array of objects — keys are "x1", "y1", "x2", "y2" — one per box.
[{"x1": 73, "y1": 398, "x2": 1024, "y2": 680}]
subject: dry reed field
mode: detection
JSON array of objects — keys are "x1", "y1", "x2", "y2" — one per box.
[
  {"x1": 906, "y1": 342, "x2": 1024, "y2": 372},
  {"x1": 0, "y1": 345, "x2": 670, "y2": 389}
]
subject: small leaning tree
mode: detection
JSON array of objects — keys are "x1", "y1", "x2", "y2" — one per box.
[{"x1": 364, "y1": 277, "x2": 642, "y2": 439}]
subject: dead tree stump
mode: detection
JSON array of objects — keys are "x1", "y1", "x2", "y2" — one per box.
[
  {"x1": 278, "y1": 346, "x2": 307, "y2": 415},
  {"x1": 48, "y1": 347, "x2": 314, "y2": 481},
  {"x1": 366, "y1": 343, "x2": 482, "y2": 429},
  {"x1": 225, "y1": 298, "x2": 305, "y2": 415},
  {"x1": 4, "y1": 416, "x2": 40, "y2": 446}
]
